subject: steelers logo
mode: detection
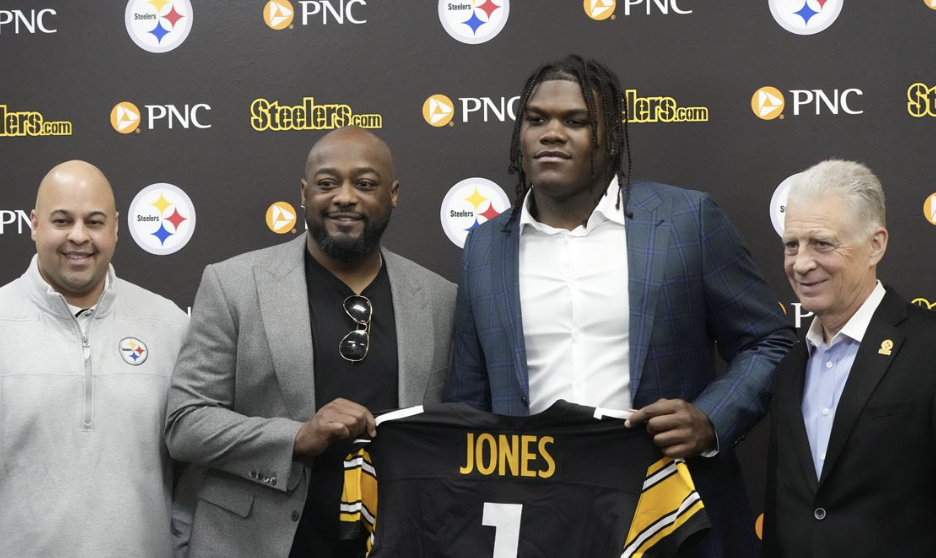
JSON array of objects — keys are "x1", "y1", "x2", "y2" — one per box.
[{"x1": 119, "y1": 337, "x2": 149, "y2": 365}]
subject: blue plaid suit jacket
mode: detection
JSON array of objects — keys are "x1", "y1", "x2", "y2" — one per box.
[{"x1": 446, "y1": 181, "x2": 794, "y2": 558}]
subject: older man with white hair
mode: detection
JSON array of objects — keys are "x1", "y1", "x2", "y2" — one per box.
[{"x1": 763, "y1": 159, "x2": 936, "y2": 557}]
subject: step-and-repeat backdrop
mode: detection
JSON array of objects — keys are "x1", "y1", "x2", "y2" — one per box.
[{"x1": 3, "y1": 0, "x2": 935, "y2": 532}]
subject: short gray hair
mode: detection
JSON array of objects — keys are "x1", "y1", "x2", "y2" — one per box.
[{"x1": 787, "y1": 159, "x2": 886, "y2": 238}]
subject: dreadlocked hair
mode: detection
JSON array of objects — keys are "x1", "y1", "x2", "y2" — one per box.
[{"x1": 504, "y1": 54, "x2": 633, "y2": 231}]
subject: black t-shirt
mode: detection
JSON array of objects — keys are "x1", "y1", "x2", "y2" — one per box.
[{"x1": 290, "y1": 250, "x2": 399, "y2": 558}]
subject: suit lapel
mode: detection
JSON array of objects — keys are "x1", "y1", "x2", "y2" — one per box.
[
  {"x1": 625, "y1": 183, "x2": 669, "y2": 399},
  {"x1": 494, "y1": 220, "x2": 529, "y2": 394},
  {"x1": 818, "y1": 292, "x2": 906, "y2": 487},
  {"x1": 255, "y1": 236, "x2": 316, "y2": 421},
  {"x1": 779, "y1": 340, "x2": 821, "y2": 493},
  {"x1": 386, "y1": 250, "x2": 433, "y2": 407}
]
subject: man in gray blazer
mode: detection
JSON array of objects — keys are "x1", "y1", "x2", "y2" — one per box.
[{"x1": 166, "y1": 127, "x2": 456, "y2": 558}]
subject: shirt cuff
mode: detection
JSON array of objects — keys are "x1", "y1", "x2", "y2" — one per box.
[{"x1": 700, "y1": 430, "x2": 720, "y2": 458}]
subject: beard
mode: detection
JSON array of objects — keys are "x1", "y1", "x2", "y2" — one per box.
[{"x1": 306, "y1": 210, "x2": 391, "y2": 262}]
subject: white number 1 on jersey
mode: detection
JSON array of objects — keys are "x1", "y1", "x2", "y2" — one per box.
[{"x1": 482, "y1": 502, "x2": 523, "y2": 558}]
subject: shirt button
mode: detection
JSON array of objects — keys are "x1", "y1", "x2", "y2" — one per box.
[
  {"x1": 520, "y1": 396, "x2": 529, "y2": 406},
  {"x1": 820, "y1": 452, "x2": 826, "y2": 461},
  {"x1": 825, "y1": 361, "x2": 833, "y2": 369},
  {"x1": 291, "y1": 510, "x2": 301, "y2": 522},
  {"x1": 814, "y1": 507, "x2": 827, "y2": 520},
  {"x1": 822, "y1": 408, "x2": 830, "y2": 416}
]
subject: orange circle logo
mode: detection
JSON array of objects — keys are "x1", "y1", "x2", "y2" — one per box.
[
  {"x1": 584, "y1": 0, "x2": 615, "y2": 20},
  {"x1": 422, "y1": 94, "x2": 454, "y2": 127},
  {"x1": 266, "y1": 201, "x2": 297, "y2": 234},
  {"x1": 924, "y1": 193, "x2": 936, "y2": 226},
  {"x1": 752, "y1": 87, "x2": 785, "y2": 121},
  {"x1": 110, "y1": 101, "x2": 141, "y2": 134},
  {"x1": 264, "y1": 0, "x2": 294, "y2": 30}
]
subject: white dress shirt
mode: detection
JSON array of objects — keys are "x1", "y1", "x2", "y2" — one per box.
[
  {"x1": 519, "y1": 178, "x2": 631, "y2": 413},
  {"x1": 801, "y1": 281, "x2": 885, "y2": 477}
]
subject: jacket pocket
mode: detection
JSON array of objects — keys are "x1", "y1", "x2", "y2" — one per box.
[
  {"x1": 862, "y1": 400, "x2": 915, "y2": 419},
  {"x1": 198, "y1": 481, "x2": 255, "y2": 518}
]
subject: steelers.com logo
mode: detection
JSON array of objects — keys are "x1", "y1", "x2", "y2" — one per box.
[
  {"x1": 266, "y1": 201, "x2": 297, "y2": 234},
  {"x1": 423, "y1": 94, "x2": 455, "y2": 127},
  {"x1": 128, "y1": 183, "x2": 196, "y2": 255},
  {"x1": 768, "y1": 0, "x2": 843, "y2": 36},
  {"x1": 752, "y1": 86, "x2": 785, "y2": 120},
  {"x1": 440, "y1": 177, "x2": 510, "y2": 248},
  {"x1": 438, "y1": 0, "x2": 510, "y2": 45},
  {"x1": 125, "y1": 0, "x2": 193, "y2": 53},
  {"x1": 110, "y1": 102, "x2": 141, "y2": 134},
  {"x1": 585, "y1": 0, "x2": 616, "y2": 20},
  {"x1": 770, "y1": 173, "x2": 798, "y2": 236},
  {"x1": 264, "y1": 0, "x2": 294, "y2": 30}
]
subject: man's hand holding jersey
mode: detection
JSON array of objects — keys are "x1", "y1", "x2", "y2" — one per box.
[
  {"x1": 626, "y1": 398, "x2": 717, "y2": 458},
  {"x1": 294, "y1": 398, "x2": 377, "y2": 457}
]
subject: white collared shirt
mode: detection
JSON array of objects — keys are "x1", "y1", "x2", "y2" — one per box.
[
  {"x1": 519, "y1": 177, "x2": 631, "y2": 413},
  {"x1": 801, "y1": 280, "x2": 885, "y2": 477}
]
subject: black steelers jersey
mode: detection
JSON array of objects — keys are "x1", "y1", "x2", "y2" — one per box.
[{"x1": 340, "y1": 401, "x2": 709, "y2": 558}]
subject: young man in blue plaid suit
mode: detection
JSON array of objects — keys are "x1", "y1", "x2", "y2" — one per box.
[{"x1": 446, "y1": 55, "x2": 794, "y2": 558}]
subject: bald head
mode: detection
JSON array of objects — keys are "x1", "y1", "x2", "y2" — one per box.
[
  {"x1": 36, "y1": 160, "x2": 116, "y2": 216},
  {"x1": 31, "y1": 160, "x2": 119, "y2": 308},
  {"x1": 305, "y1": 126, "x2": 396, "y2": 181}
]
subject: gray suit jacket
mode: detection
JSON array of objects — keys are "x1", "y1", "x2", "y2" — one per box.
[{"x1": 165, "y1": 235, "x2": 456, "y2": 558}]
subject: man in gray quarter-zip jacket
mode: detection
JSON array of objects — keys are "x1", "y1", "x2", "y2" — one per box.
[{"x1": 0, "y1": 160, "x2": 191, "y2": 558}]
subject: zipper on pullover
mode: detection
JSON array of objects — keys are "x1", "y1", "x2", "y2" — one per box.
[{"x1": 81, "y1": 329, "x2": 93, "y2": 431}]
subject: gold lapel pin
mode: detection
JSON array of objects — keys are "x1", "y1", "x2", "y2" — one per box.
[{"x1": 878, "y1": 339, "x2": 894, "y2": 356}]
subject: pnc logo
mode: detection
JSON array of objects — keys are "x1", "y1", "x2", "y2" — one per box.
[
  {"x1": 438, "y1": 0, "x2": 509, "y2": 45},
  {"x1": 440, "y1": 177, "x2": 510, "y2": 248},
  {"x1": 264, "y1": 0, "x2": 294, "y2": 29},
  {"x1": 768, "y1": 0, "x2": 842, "y2": 36},
  {"x1": 266, "y1": 202, "x2": 298, "y2": 234},
  {"x1": 911, "y1": 298, "x2": 936, "y2": 310},
  {"x1": 0, "y1": 8, "x2": 57, "y2": 34},
  {"x1": 585, "y1": 0, "x2": 616, "y2": 20},
  {"x1": 111, "y1": 102, "x2": 141, "y2": 133},
  {"x1": 923, "y1": 193, "x2": 936, "y2": 226},
  {"x1": 111, "y1": 101, "x2": 211, "y2": 132},
  {"x1": 752, "y1": 86, "x2": 862, "y2": 119},
  {"x1": 128, "y1": 183, "x2": 196, "y2": 255},
  {"x1": 0, "y1": 209, "x2": 31, "y2": 234},
  {"x1": 752, "y1": 87, "x2": 785, "y2": 120},
  {"x1": 907, "y1": 83, "x2": 936, "y2": 118},
  {"x1": 125, "y1": 0, "x2": 193, "y2": 53},
  {"x1": 423, "y1": 94, "x2": 455, "y2": 127}
]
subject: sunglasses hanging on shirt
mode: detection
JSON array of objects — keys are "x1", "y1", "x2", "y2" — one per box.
[{"x1": 340, "y1": 294, "x2": 372, "y2": 363}]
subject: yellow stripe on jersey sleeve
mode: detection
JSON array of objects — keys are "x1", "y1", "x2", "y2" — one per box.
[
  {"x1": 340, "y1": 448, "x2": 379, "y2": 535},
  {"x1": 621, "y1": 458, "x2": 706, "y2": 558}
]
